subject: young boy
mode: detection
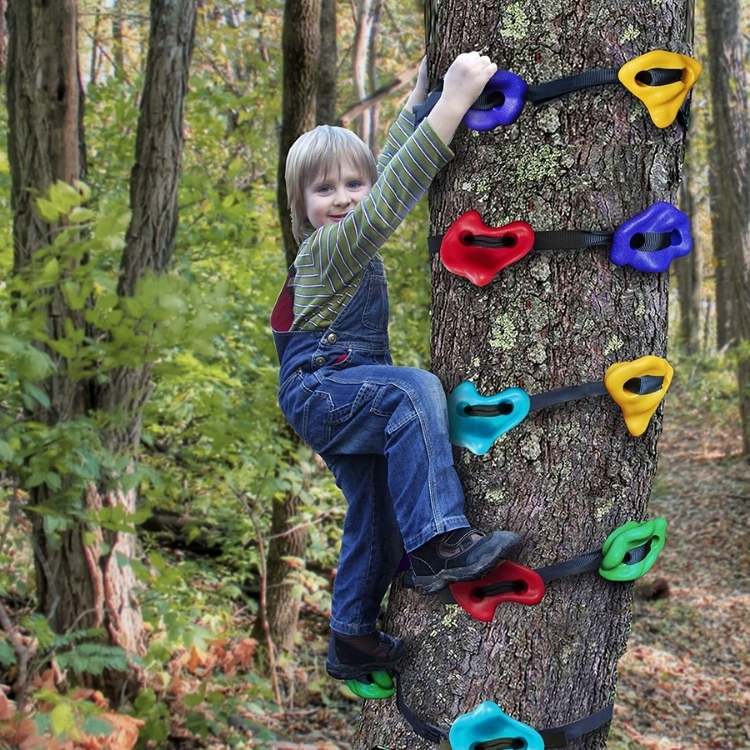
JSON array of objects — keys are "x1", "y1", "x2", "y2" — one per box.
[{"x1": 271, "y1": 52, "x2": 521, "y2": 682}]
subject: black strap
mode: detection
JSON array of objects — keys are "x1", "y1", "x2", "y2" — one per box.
[
  {"x1": 429, "y1": 230, "x2": 671, "y2": 258},
  {"x1": 538, "y1": 704, "x2": 614, "y2": 748},
  {"x1": 535, "y1": 549, "x2": 603, "y2": 585},
  {"x1": 395, "y1": 671, "x2": 449, "y2": 744},
  {"x1": 527, "y1": 67, "x2": 619, "y2": 105},
  {"x1": 529, "y1": 380, "x2": 608, "y2": 413},
  {"x1": 464, "y1": 374, "x2": 663, "y2": 418},
  {"x1": 529, "y1": 374, "x2": 664, "y2": 413},
  {"x1": 415, "y1": 66, "x2": 687, "y2": 127},
  {"x1": 395, "y1": 671, "x2": 613, "y2": 748}
]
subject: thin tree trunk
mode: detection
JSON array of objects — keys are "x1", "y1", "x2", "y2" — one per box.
[
  {"x1": 267, "y1": 0, "x2": 321, "y2": 656},
  {"x1": 0, "y1": 0, "x2": 7, "y2": 74},
  {"x1": 676, "y1": 157, "x2": 703, "y2": 354},
  {"x1": 357, "y1": 1, "x2": 693, "y2": 746},
  {"x1": 352, "y1": 0, "x2": 382, "y2": 146},
  {"x1": 112, "y1": 0, "x2": 125, "y2": 79},
  {"x1": 366, "y1": 0, "x2": 382, "y2": 153},
  {"x1": 316, "y1": 0, "x2": 337, "y2": 125},
  {"x1": 277, "y1": 0, "x2": 321, "y2": 268},
  {"x1": 711, "y1": 161, "x2": 735, "y2": 350},
  {"x1": 704, "y1": 0, "x2": 750, "y2": 453},
  {"x1": 88, "y1": 7, "x2": 101, "y2": 87}
]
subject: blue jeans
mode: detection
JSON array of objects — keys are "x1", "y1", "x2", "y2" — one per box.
[{"x1": 272, "y1": 258, "x2": 469, "y2": 635}]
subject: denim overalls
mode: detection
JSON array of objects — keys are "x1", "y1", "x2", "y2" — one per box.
[{"x1": 271, "y1": 255, "x2": 469, "y2": 635}]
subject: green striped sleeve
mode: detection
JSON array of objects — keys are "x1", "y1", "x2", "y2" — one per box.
[
  {"x1": 292, "y1": 118, "x2": 454, "y2": 331},
  {"x1": 376, "y1": 108, "x2": 415, "y2": 177}
]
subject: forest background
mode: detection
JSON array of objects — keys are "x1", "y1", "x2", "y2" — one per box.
[{"x1": 0, "y1": 1, "x2": 748, "y2": 749}]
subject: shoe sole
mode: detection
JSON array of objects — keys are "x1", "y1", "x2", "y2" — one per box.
[
  {"x1": 325, "y1": 642, "x2": 404, "y2": 681},
  {"x1": 405, "y1": 532, "x2": 522, "y2": 595}
]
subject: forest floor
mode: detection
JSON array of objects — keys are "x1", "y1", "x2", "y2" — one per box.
[{"x1": 274, "y1": 381, "x2": 750, "y2": 750}]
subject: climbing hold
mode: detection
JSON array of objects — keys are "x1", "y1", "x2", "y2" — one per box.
[
  {"x1": 439, "y1": 210, "x2": 535, "y2": 286},
  {"x1": 447, "y1": 382, "x2": 531, "y2": 455},
  {"x1": 604, "y1": 355, "x2": 674, "y2": 436},
  {"x1": 464, "y1": 70, "x2": 529, "y2": 131},
  {"x1": 345, "y1": 670, "x2": 395, "y2": 700},
  {"x1": 450, "y1": 561, "x2": 546, "y2": 622},
  {"x1": 599, "y1": 518, "x2": 668, "y2": 582},
  {"x1": 618, "y1": 50, "x2": 702, "y2": 128},
  {"x1": 449, "y1": 701, "x2": 545, "y2": 750},
  {"x1": 610, "y1": 202, "x2": 692, "y2": 273}
]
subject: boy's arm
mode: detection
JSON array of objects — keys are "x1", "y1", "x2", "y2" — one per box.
[
  {"x1": 375, "y1": 107, "x2": 416, "y2": 178},
  {"x1": 295, "y1": 118, "x2": 454, "y2": 292}
]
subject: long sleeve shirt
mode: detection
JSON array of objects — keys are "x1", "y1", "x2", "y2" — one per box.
[{"x1": 291, "y1": 108, "x2": 454, "y2": 331}]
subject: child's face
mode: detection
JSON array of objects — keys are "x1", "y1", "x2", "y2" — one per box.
[{"x1": 304, "y1": 159, "x2": 371, "y2": 230}]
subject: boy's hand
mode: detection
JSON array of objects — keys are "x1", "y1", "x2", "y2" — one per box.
[{"x1": 441, "y1": 52, "x2": 497, "y2": 113}]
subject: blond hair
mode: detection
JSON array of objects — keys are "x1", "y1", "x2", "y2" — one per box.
[{"x1": 285, "y1": 125, "x2": 377, "y2": 244}]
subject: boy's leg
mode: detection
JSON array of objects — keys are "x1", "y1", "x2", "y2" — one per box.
[
  {"x1": 322, "y1": 452, "x2": 404, "y2": 636},
  {"x1": 307, "y1": 365, "x2": 521, "y2": 591},
  {"x1": 322, "y1": 452, "x2": 406, "y2": 679}
]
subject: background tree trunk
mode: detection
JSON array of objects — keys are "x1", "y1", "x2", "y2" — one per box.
[
  {"x1": 676, "y1": 157, "x2": 703, "y2": 355},
  {"x1": 277, "y1": 0, "x2": 321, "y2": 268},
  {"x1": 352, "y1": 0, "x2": 382, "y2": 147},
  {"x1": 704, "y1": 0, "x2": 750, "y2": 454},
  {"x1": 710, "y1": 162, "x2": 735, "y2": 350},
  {"x1": 7, "y1": 0, "x2": 197, "y2": 706},
  {"x1": 112, "y1": 0, "x2": 125, "y2": 79},
  {"x1": 266, "y1": 0, "x2": 321, "y2": 656},
  {"x1": 316, "y1": 0, "x2": 337, "y2": 125},
  {"x1": 357, "y1": 1, "x2": 693, "y2": 746},
  {"x1": 0, "y1": 0, "x2": 7, "y2": 74}
]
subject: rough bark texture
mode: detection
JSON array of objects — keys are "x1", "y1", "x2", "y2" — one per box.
[
  {"x1": 356, "y1": 2, "x2": 693, "y2": 747},
  {"x1": 676, "y1": 158, "x2": 703, "y2": 354},
  {"x1": 252, "y1": 431, "x2": 312, "y2": 653},
  {"x1": 7, "y1": 0, "x2": 197, "y2": 705},
  {"x1": 277, "y1": 0, "x2": 321, "y2": 268},
  {"x1": 704, "y1": 0, "x2": 750, "y2": 453}
]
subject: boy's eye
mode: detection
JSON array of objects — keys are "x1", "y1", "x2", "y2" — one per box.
[{"x1": 347, "y1": 180, "x2": 363, "y2": 188}]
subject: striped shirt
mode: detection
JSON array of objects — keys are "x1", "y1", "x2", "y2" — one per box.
[{"x1": 291, "y1": 108, "x2": 454, "y2": 331}]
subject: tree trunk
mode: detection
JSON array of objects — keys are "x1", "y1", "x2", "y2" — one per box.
[
  {"x1": 112, "y1": 0, "x2": 125, "y2": 79},
  {"x1": 710, "y1": 161, "x2": 735, "y2": 350},
  {"x1": 704, "y1": 0, "x2": 750, "y2": 453},
  {"x1": 676, "y1": 157, "x2": 703, "y2": 355},
  {"x1": 0, "y1": 0, "x2": 7, "y2": 74},
  {"x1": 251, "y1": 431, "x2": 312, "y2": 653},
  {"x1": 266, "y1": 0, "x2": 321, "y2": 655},
  {"x1": 365, "y1": 0, "x2": 382, "y2": 154},
  {"x1": 277, "y1": 0, "x2": 321, "y2": 268},
  {"x1": 357, "y1": 1, "x2": 693, "y2": 747},
  {"x1": 7, "y1": 0, "x2": 197, "y2": 706},
  {"x1": 316, "y1": 0, "x2": 337, "y2": 125},
  {"x1": 352, "y1": 0, "x2": 382, "y2": 147}
]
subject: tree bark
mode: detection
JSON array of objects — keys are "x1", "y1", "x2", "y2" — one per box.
[
  {"x1": 277, "y1": 0, "x2": 321, "y2": 268},
  {"x1": 704, "y1": 0, "x2": 750, "y2": 453},
  {"x1": 316, "y1": 0, "x2": 337, "y2": 125},
  {"x1": 352, "y1": 0, "x2": 382, "y2": 147},
  {"x1": 676, "y1": 156, "x2": 703, "y2": 355},
  {"x1": 357, "y1": 1, "x2": 693, "y2": 747},
  {"x1": 0, "y1": 0, "x2": 7, "y2": 74},
  {"x1": 112, "y1": 0, "x2": 125, "y2": 79},
  {"x1": 7, "y1": 0, "x2": 197, "y2": 706},
  {"x1": 267, "y1": 0, "x2": 321, "y2": 656}
]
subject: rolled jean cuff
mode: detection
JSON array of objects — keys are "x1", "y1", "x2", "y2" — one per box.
[
  {"x1": 329, "y1": 617, "x2": 377, "y2": 636},
  {"x1": 403, "y1": 514, "x2": 470, "y2": 553}
]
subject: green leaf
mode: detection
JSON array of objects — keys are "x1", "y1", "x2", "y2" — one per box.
[{"x1": 50, "y1": 703, "x2": 76, "y2": 736}]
